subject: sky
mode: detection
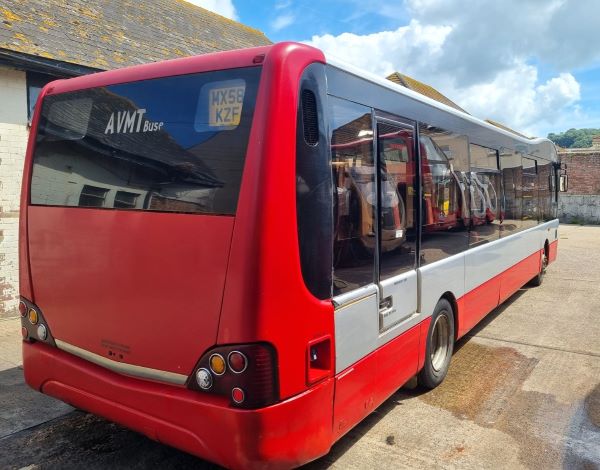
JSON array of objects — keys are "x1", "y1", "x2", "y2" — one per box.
[{"x1": 187, "y1": 0, "x2": 600, "y2": 138}]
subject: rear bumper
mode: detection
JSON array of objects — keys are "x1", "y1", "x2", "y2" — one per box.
[{"x1": 23, "y1": 341, "x2": 334, "y2": 469}]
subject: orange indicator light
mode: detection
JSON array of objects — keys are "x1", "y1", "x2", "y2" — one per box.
[
  {"x1": 209, "y1": 354, "x2": 226, "y2": 375},
  {"x1": 28, "y1": 309, "x2": 39, "y2": 325}
]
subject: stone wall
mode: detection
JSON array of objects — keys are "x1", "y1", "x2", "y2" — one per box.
[
  {"x1": 558, "y1": 195, "x2": 600, "y2": 224},
  {"x1": 0, "y1": 66, "x2": 28, "y2": 318}
]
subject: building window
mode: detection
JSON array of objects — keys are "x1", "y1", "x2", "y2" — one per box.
[
  {"x1": 26, "y1": 72, "x2": 56, "y2": 122},
  {"x1": 114, "y1": 191, "x2": 140, "y2": 209},
  {"x1": 79, "y1": 185, "x2": 109, "y2": 208}
]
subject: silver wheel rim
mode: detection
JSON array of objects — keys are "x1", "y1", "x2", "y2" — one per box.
[{"x1": 431, "y1": 312, "x2": 450, "y2": 372}]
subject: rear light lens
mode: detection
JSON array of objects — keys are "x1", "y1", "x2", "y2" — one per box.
[
  {"x1": 209, "y1": 354, "x2": 226, "y2": 375},
  {"x1": 188, "y1": 343, "x2": 278, "y2": 409},
  {"x1": 28, "y1": 309, "x2": 38, "y2": 325},
  {"x1": 228, "y1": 351, "x2": 248, "y2": 373},
  {"x1": 196, "y1": 368, "x2": 213, "y2": 390},
  {"x1": 19, "y1": 297, "x2": 55, "y2": 346}
]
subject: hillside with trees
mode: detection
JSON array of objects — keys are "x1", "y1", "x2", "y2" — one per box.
[{"x1": 547, "y1": 128, "x2": 600, "y2": 149}]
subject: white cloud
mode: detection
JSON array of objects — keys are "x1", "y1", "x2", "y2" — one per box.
[
  {"x1": 184, "y1": 0, "x2": 238, "y2": 20},
  {"x1": 271, "y1": 13, "x2": 295, "y2": 31},
  {"x1": 271, "y1": 13, "x2": 296, "y2": 31},
  {"x1": 306, "y1": 0, "x2": 593, "y2": 137}
]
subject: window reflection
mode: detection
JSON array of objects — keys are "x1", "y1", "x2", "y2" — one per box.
[
  {"x1": 522, "y1": 157, "x2": 538, "y2": 228},
  {"x1": 330, "y1": 98, "x2": 375, "y2": 295},
  {"x1": 419, "y1": 125, "x2": 469, "y2": 265},
  {"x1": 499, "y1": 151, "x2": 523, "y2": 236},
  {"x1": 469, "y1": 144, "x2": 502, "y2": 245},
  {"x1": 30, "y1": 67, "x2": 261, "y2": 215},
  {"x1": 378, "y1": 122, "x2": 417, "y2": 279}
]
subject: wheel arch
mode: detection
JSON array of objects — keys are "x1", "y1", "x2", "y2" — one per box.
[{"x1": 439, "y1": 291, "x2": 459, "y2": 340}]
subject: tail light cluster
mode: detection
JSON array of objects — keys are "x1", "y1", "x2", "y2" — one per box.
[
  {"x1": 19, "y1": 297, "x2": 55, "y2": 346},
  {"x1": 187, "y1": 343, "x2": 278, "y2": 409}
]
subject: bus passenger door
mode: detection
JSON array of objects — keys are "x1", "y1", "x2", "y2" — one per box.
[{"x1": 376, "y1": 119, "x2": 419, "y2": 332}]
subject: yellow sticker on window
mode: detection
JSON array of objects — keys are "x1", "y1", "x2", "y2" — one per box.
[{"x1": 208, "y1": 84, "x2": 246, "y2": 127}]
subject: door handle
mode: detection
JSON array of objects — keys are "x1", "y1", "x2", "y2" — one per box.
[{"x1": 379, "y1": 296, "x2": 393, "y2": 310}]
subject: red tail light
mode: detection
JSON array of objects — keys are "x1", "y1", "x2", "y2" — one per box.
[{"x1": 187, "y1": 343, "x2": 278, "y2": 409}]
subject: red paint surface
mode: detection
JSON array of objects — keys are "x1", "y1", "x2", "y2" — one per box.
[
  {"x1": 24, "y1": 341, "x2": 334, "y2": 470},
  {"x1": 498, "y1": 250, "x2": 541, "y2": 303},
  {"x1": 27, "y1": 206, "x2": 233, "y2": 375},
  {"x1": 548, "y1": 239, "x2": 558, "y2": 263},
  {"x1": 217, "y1": 42, "x2": 334, "y2": 400},
  {"x1": 458, "y1": 249, "x2": 543, "y2": 338},
  {"x1": 333, "y1": 323, "x2": 420, "y2": 441}
]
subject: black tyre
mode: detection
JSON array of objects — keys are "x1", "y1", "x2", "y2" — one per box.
[
  {"x1": 418, "y1": 299, "x2": 455, "y2": 390},
  {"x1": 529, "y1": 250, "x2": 548, "y2": 287}
]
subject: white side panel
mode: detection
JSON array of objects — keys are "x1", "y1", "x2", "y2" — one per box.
[
  {"x1": 334, "y1": 289, "x2": 379, "y2": 373},
  {"x1": 418, "y1": 252, "x2": 466, "y2": 318},
  {"x1": 465, "y1": 220, "x2": 559, "y2": 292}
]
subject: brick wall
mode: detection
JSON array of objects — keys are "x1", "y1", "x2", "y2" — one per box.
[
  {"x1": 559, "y1": 151, "x2": 600, "y2": 195},
  {"x1": 0, "y1": 66, "x2": 28, "y2": 317}
]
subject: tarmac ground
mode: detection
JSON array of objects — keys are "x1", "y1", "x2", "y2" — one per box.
[{"x1": 0, "y1": 224, "x2": 598, "y2": 469}]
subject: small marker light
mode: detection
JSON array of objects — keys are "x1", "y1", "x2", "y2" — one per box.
[
  {"x1": 196, "y1": 368, "x2": 213, "y2": 390},
  {"x1": 228, "y1": 351, "x2": 248, "y2": 373},
  {"x1": 232, "y1": 387, "x2": 245, "y2": 404},
  {"x1": 21, "y1": 327, "x2": 28, "y2": 339},
  {"x1": 19, "y1": 301, "x2": 27, "y2": 317},
  {"x1": 28, "y1": 309, "x2": 38, "y2": 325},
  {"x1": 37, "y1": 324, "x2": 47, "y2": 341},
  {"x1": 209, "y1": 354, "x2": 226, "y2": 375}
]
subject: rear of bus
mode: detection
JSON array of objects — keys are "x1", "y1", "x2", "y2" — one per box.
[{"x1": 19, "y1": 43, "x2": 336, "y2": 469}]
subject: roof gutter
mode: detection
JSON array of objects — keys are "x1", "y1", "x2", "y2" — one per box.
[{"x1": 0, "y1": 49, "x2": 101, "y2": 77}]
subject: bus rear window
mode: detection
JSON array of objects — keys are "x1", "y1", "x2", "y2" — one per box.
[{"x1": 30, "y1": 67, "x2": 261, "y2": 215}]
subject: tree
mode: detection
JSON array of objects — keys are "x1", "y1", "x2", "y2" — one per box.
[{"x1": 547, "y1": 128, "x2": 600, "y2": 148}]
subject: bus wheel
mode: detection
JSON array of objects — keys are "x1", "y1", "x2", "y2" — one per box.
[
  {"x1": 529, "y1": 251, "x2": 548, "y2": 287},
  {"x1": 418, "y1": 299, "x2": 455, "y2": 390}
]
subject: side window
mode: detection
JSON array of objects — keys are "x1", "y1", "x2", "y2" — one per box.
[
  {"x1": 419, "y1": 125, "x2": 469, "y2": 265},
  {"x1": 499, "y1": 150, "x2": 522, "y2": 236},
  {"x1": 469, "y1": 144, "x2": 502, "y2": 245},
  {"x1": 522, "y1": 157, "x2": 538, "y2": 228},
  {"x1": 538, "y1": 159, "x2": 556, "y2": 221},
  {"x1": 330, "y1": 97, "x2": 375, "y2": 295},
  {"x1": 378, "y1": 122, "x2": 417, "y2": 279}
]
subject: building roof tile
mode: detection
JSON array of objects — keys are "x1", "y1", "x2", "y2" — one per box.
[{"x1": 0, "y1": 0, "x2": 271, "y2": 71}]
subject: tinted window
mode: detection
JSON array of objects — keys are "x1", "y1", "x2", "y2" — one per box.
[
  {"x1": 378, "y1": 122, "x2": 417, "y2": 279},
  {"x1": 538, "y1": 159, "x2": 556, "y2": 221},
  {"x1": 419, "y1": 125, "x2": 469, "y2": 265},
  {"x1": 500, "y1": 150, "x2": 522, "y2": 236},
  {"x1": 469, "y1": 144, "x2": 502, "y2": 246},
  {"x1": 31, "y1": 67, "x2": 261, "y2": 215},
  {"x1": 330, "y1": 97, "x2": 375, "y2": 295},
  {"x1": 522, "y1": 157, "x2": 538, "y2": 228}
]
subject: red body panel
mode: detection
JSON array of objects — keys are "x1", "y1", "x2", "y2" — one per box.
[
  {"x1": 498, "y1": 250, "x2": 541, "y2": 303},
  {"x1": 458, "y1": 249, "x2": 542, "y2": 338},
  {"x1": 218, "y1": 43, "x2": 334, "y2": 400},
  {"x1": 333, "y1": 323, "x2": 420, "y2": 441},
  {"x1": 548, "y1": 239, "x2": 558, "y2": 264},
  {"x1": 27, "y1": 206, "x2": 233, "y2": 375},
  {"x1": 23, "y1": 341, "x2": 334, "y2": 470}
]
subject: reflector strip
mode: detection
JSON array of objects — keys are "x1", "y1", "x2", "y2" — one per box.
[{"x1": 55, "y1": 339, "x2": 187, "y2": 385}]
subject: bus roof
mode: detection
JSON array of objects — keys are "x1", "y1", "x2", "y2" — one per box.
[{"x1": 325, "y1": 54, "x2": 557, "y2": 157}]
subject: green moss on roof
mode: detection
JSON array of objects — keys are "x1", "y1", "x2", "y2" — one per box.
[{"x1": 0, "y1": 0, "x2": 271, "y2": 71}]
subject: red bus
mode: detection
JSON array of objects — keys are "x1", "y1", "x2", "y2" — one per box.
[{"x1": 19, "y1": 42, "x2": 562, "y2": 469}]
